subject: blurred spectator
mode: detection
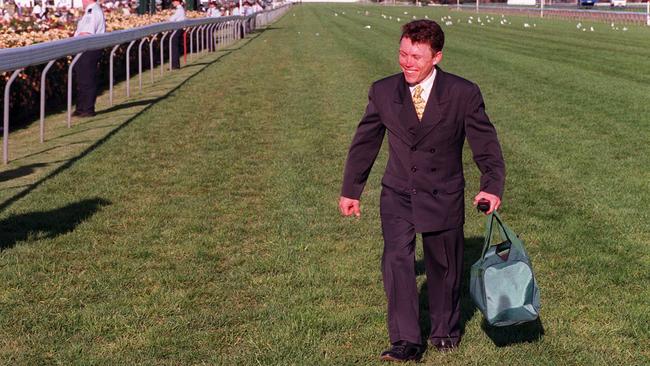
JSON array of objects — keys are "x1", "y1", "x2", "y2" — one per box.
[
  {"x1": 4, "y1": 1, "x2": 18, "y2": 18},
  {"x1": 72, "y1": 0, "x2": 105, "y2": 117},
  {"x1": 32, "y1": 1, "x2": 45, "y2": 18},
  {"x1": 169, "y1": 0, "x2": 186, "y2": 69},
  {"x1": 55, "y1": 0, "x2": 71, "y2": 10},
  {"x1": 206, "y1": 1, "x2": 220, "y2": 17}
]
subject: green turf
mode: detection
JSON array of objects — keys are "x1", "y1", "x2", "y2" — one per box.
[{"x1": 0, "y1": 4, "x2": 648, "y2": 364}]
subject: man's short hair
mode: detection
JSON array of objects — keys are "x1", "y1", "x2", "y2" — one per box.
[{"x1": 401, "y1": 20, "x2": 445, "y2": 53}]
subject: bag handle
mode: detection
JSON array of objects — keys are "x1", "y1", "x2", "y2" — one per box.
[{"x1": 480, "y1": 211, "x2": 517, "y2": 259}]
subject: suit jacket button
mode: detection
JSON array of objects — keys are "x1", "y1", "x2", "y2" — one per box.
[
  {"x1": 411, "y1": 146, "x2": 416, "y2": 151},
  {"x1": 411, "y1": 166, "x2": 417, "y2": 173},
  {"x1": 411, "y1": 189, "x2": 417, "y2": 195},
  {"x1": 432, "y1": 189, "x2": 438, "y2": 195},
  {"x1": 430, "y1": 148, "x2": 436, "y2": 153}
]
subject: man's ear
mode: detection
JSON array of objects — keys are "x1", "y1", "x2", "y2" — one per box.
[{"x1": 432, "y1": 51, "x2": 443, "y2": 66}]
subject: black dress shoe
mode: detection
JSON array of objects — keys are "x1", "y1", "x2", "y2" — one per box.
[
  {"x1": 431, "y1": 337, "x2": 460, "y2": 352},
  {"x1": 72, "y1": 111, "x2": 96, "y2": 117},
  {"x1": 380, "y1": 341, "x2": 425, "y2": 362}
]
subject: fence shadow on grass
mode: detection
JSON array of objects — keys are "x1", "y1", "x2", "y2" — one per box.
[
  {"x1": 417, "y1": 235, "x2": 544, "y2": 346},
  {"x1": 0, "y1": 29, "x2": 269, "y2": 214},
  {"x1": 0, "y1": 197, "x2": 110, "y2": 251},
  {"x1": 0, "y1": 163, "x2": 49, "y2": 183},
  {"x1": 96, "y1": 98, "x2": 163, "y2": 115}
]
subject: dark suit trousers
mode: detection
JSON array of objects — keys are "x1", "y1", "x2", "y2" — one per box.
[
  {"x1": 380, "y1": 187, "x2": 464, "y2": 345},
  {"x1": 75, "y1": 49, "x2": 103, "y2": 114}
]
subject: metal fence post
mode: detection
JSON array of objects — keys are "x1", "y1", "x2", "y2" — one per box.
[
  {"x1": 160, "y1": 31, "x2": 168, "y2": 76},
  {"x1": 189, "y1": 27, "x2": 196, "y2": 60},
  {"x1": 40, "y1": 60, "x2": 56, "y2": 143},
  {"x1": 125, "y1": 40, "x2": 136, "y2": 97},
  {"x1": 207, "y1": 24, "x2": 213, "y2": 52},
  {"x1": 149, "y1": 35, "x2": 156, "y2": 84},
  {"x1": 196, "y1": 26, "x2": 202, "y2": 54},
  {"x1": 211, "y1": 23, "x2": 218, "y2": 51},
  {"x1": 217, "y1": 23, "x2": 224, "y2": 48},
  {"x1": 138, "y1": 37, "x2": 148, "y2": 92},
  {"x1": 201, "y1": 24, "x2": 208, "y2": 53},
  {"x1": 109, "y1": 44, "x2": 120, "y2": 106},
  {"x1": 3, "y1": 69, "x2": 23, "y2": 164},
  {"x1": 199, "y1": 25, "x2": 207, "y2": 53},
  {"x1": 67, "y1": 52, "x2": 83, "y2": 127},
  {"x1": 169, "y1": 29, "x2": 178, "y2": 71}
]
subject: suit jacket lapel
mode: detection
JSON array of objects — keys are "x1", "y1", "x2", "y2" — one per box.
[
  {"x1": 413, "y1": 66, "x2": 448, "y2": 146},
  {"x1": 390, "y1": 74, "x2": 418, "y2": 145}
]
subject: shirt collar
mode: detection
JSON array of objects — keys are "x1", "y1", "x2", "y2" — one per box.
[{"x1": 408, "y1": 67, "x2": 437, "y2": 102}]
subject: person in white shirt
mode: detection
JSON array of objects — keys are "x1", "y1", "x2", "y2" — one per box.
[
  {"x1": 168, "y1": 0, "x2": 185, "y2": 21},
  {"x1": 32, "y1": 2, "x2": 44, "y2": 18},
  {"x1": 168, "y1": 0, "x2": 186, "y2": 69},
  {"x1": 206, "y1": 2, "x2": 220, "y2": 17},
  {"x1": 55, "y1": 0, "x2": 71, "y2": 10},
  {"x1": 119, "y1": 2, "x2": 130, "y2": 16},
  {"x1": 73, "y1": 0, "x2": 105, "y2": 117}
]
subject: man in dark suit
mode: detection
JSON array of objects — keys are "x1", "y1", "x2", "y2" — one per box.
[{"x1": 339, "y1": 20, "x2": 505, "y2": 362}]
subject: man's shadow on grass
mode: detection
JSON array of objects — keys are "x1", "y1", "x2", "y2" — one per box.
[
  {"x1": 416, "y1": 236, "x2": 544, "y2": 347},
  {"x1": 0, "y1": 197, "x2": 110, "y2": 251}
]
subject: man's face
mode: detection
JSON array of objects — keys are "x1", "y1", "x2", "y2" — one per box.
[{"x1": 398, "y1": 37, "x2": 442, "y2": 85}]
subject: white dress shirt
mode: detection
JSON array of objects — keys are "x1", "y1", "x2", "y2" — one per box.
[{"x1": 408, "y1": 68, "x2": 437, "y2": 105}]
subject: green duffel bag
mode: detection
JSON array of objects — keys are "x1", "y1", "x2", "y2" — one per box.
[{"x1": 470, "y1": 211, "x2": 541, "y2": 327}]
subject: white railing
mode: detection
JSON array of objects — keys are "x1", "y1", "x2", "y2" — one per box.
[
  {"x1": 454, "y1": 3, "x2": 649, "y2": 25},
  {"x1": 0, "y1": 4, "x2": 291, "y2": 164}
]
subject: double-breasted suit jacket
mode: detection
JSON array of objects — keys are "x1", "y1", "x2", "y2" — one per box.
[{"x1": 341, "y1": 67, "x2": 505, "y2": 232}]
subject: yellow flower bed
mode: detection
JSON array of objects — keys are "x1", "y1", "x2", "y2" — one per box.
[{"x1": 0, "y1": 10, "x2": 204, "y2": 49}]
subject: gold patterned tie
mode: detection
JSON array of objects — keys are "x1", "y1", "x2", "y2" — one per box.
[{"x1": 412, "y1": 85, "x2": 425, "y2": 121}]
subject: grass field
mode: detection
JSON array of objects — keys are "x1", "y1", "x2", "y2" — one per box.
[{"x1": 0, "y1": 4, "x2": 649, "y2": 364}]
